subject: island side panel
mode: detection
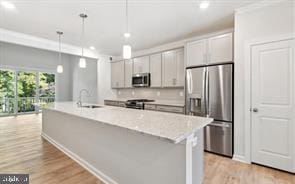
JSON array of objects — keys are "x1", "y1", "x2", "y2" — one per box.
[
  {"x1": 42, "y1": 109, "x2": 204, "y2": 184},
  {"x1": 192, "y1": 130, "x2": 204, "y2": 184}
]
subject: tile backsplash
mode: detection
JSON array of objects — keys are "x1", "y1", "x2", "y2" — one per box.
[{"x1": 117, "y1": 88, "x2": 185, "y2": 101}]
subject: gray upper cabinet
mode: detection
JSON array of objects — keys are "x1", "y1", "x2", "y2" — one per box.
[
  {"x1": 162, "y1": 48, "x2": 184, "y2": 87},
  {"x1": 111, "y1": 60, "x2": 125, "y2": 88},
  {"x1": 150, "y1": 53, "x2": 162, "y2": 87},
  {"x1": 124, "y1": 59, "x2": 133, "y2": 88},
  {"x1": 133, "y1": 56, "x2": 150, "y2": 74},
  {"x1": 208, "y1": 33, "x2": 233, "y2": 63},
  {"x1": 111, "y1": 49, "x2": 185, "y2": 89},
  {"x1": 186, "y1": 39, "x2": 207, "y2": 67},
  {"x1": 186, "y1": 32, "x2": 233, "y2": 67}
]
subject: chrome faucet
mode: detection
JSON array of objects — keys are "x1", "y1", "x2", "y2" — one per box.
[{"x1": 77, "y1": 89, "x2": 90, "y2": 107}]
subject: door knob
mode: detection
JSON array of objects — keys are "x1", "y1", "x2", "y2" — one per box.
[{"x1": 253, "y1": 108, "x2": 258, "y2": 113}]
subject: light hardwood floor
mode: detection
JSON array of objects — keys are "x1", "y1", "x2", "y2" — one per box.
[{"x1": 0, "y1": 114, "x2": 294, "y2": 184}]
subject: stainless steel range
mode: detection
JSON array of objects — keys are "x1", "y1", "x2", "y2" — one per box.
[{"x1": 125, "y1": 99, "x2": 155, "y2": 110}]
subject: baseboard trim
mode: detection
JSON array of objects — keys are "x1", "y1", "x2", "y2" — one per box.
[
  {"x1": 233, "y1": 154, "x2": 251, "y2": 164},
  {"x1": 41, "y1": 132, "x2": 118, "y2": 184}
]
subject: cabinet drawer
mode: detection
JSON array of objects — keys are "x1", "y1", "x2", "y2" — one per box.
[
  {"x1": 156, "y1": 105, "x2": 184, "y2": 114},
  {"x1": 104, "y1": 100, "x2": 119, "y2": 106},
  {"x1": 145, "y1": 104, "x2": 156, "y2": 110}
]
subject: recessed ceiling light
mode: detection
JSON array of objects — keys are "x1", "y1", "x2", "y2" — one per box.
[
  {"x1": 199, "y1": 1, "x2": 210, "y2": 9},
  {"x1": 1, "y1": 1, "x2": 15, "y2": 10},
  {"x1": 124, "y1": 32, "x2": 131, "y2": 38},
  {"x1": 89, "y1": 46, "x2": 96, "y2": 50}
]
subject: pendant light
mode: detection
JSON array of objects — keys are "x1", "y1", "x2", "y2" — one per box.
[
  {"x1": 123, "y1": 0, "x2": 132, "y2": 59},
  {"x1": 79, "y1": 13, "x2": 88, "y2": 68},
  {"x1": 56, "y1": 31, "x2": 63, "y2": 73}
]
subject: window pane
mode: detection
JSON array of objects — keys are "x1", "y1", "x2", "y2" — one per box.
[
  {"x1": 17, "y1": 71, "x2": 37, "y2": 113},
  {"x1": 39, "y1": 72, "x2": 55, "y2": 105},
  {"x1": 0, "y1": 70, "x2": 16, "y2": 116}
]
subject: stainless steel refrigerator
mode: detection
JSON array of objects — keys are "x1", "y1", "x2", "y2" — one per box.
[{"x1": 186, "y1": 63, "x2": 233, "y2": 157}]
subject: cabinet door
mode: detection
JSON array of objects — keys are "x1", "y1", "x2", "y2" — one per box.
[
  {"x1": 175, "y1": 49, "x2": 184, "y2": 86},
  {"x1": 133, "y1": 56, "x2": 150, "y2": 74},
  {"x1": 150, "y1": 53, "x2": 162, "y2": 87},
  {"x1": 124, "y1": 59, "x2": 133, "y2": 88},
  {"x1": 162, "y1": 49, "x2": 184, "y2": 87},
  {"x1": 111, "y1": 61, "x2": 125, "y2": 88},
  {"x1": 186, "y1": 39, "x2": 207, "y2": 67},
  {"x1": 208, "y1": 33, "x2": 233, "y2": 64}
]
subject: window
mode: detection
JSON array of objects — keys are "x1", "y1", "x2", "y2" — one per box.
[{"x1": 0, "y1": 68, "x2": 56, "y2": 116}]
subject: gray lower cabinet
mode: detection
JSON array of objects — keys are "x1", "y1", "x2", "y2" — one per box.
[
  {"x1": 145, "y1": 104, "x2": 184, "y2": 114},
  {"x1": 105, "y1": 100, "x2": 184, "y2": 114}
]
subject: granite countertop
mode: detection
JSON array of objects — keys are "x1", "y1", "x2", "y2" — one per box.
[
  {"x1": 104, "y1": 98, "x2": 185, "y2": 107},
  {"x1": 44, "y1": 102, "x2": 213, "y2": 144}
]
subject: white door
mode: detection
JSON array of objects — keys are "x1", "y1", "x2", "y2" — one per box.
[
  {"x1": 208, "y1": 33, "x2": 233, "y2": 64},
  {"x1": 150, "y1": 53, "x2": 162, "y2": 87},
  {"x1": 186, "y1": 39, "x2": 207, "y2": 67},
  {"x1": 133, "y1": 56, "x2": 150, "y2": 74},
  {"x1": 124, "y1": 59, "x2": 133, "y2": 88},
  {"x1": 251, "y1": 39, "x2": 295, "y2": 172}
]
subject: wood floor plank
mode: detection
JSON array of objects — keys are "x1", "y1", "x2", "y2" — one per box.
[{"x1": 0, "y1": 114, "x2": 294, "y2": 184}]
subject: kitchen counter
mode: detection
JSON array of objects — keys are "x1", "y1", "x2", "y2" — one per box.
[
  {"x1": 44, "y1": 102, "x2": 211, "y2": 144},
  {"x1": 42, "y1": 102, "x2": 212, "y2": 184}
]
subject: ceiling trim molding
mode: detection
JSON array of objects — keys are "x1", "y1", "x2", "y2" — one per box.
[
  {"x1": 234, "y1": 0, "x2": 289, "y2": 15},
  {"x1": 0, "y1": 28, "x2": 99, "y2": 59}
]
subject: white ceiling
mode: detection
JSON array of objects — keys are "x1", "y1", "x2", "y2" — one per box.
[{"x1": 0, "y1": 0, "x2": 256, "y2": 56}]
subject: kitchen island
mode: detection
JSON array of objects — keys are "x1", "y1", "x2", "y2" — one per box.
[{"x1": 42, "y1": 102, "x2": 213, "y2": 184}]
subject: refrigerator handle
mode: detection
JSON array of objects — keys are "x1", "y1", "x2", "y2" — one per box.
[
  {"x1": 202, "y1": 68, "x2": 207, "y2": 116},
  {"x1": 206, "y1": 69, "x2": 210, "y2": 117}
]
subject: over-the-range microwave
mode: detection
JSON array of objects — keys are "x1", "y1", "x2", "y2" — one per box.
[{"x1": 132, "y1": 73, "x2": 150, "y2": 87}]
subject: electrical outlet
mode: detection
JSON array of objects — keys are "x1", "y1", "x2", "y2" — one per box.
[
  {"x1": 118, "y1": 90, "x2": 121, "y2": 95},
  {"x1": 157, "y1": 91, "x2": 161, "y2": 96},
  {"x1": 179, "y1": 91, "x2": 184, "y2": 97},
  {"x1": 132, "y1": 91, "x2": 135, "y2": 96}
]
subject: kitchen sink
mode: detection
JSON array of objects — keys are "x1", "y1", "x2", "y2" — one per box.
[{"x1": 81, "y1": 105, "x2": 103, "y2": 109}]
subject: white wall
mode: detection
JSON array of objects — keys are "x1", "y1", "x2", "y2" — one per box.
[
  {"x1": 71, "y1": 56, "x2": 98, "y2": 103},
  {"x1": 234, "y1": 0, "x2": 294, "y2": 161},
  {"x1": 0, "y1": 41, "x2": 73, "y2": 101},
  {"x1": 117, "y1": 88, "x2": 184, "y2": 101},
  {"x1": 0, "y1": 41, "x2": 99, "y2": 103}
]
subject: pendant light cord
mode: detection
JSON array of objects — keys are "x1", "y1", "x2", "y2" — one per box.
[
  {"x1": 81, "y1": 16, "x2": 85, "y2": 57},
  {"x1": 58, "y1": 33, "x2": 61, "y2": 63},
  {"x1": 125, "y1": 0, "x2": 129, "y2": 33}
]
